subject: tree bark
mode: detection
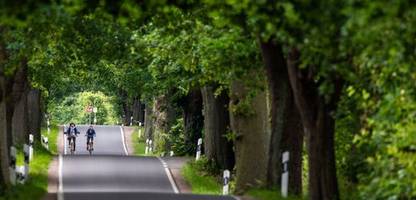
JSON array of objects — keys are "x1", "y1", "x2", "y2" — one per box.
[
  {"x1": 139, "y1": 103, "x2": 145, "y2": 124},
  {"x1": 27, "y1": 89, "x2": 42, "y2": 142},
  {"x1": 201, "y1": 85, "x2": 235, "y2": 170},
  {"x1": 153, "y1": 94, "x2": 177, "y2": 153},
  {"x1": 260, "y1": 39, "x2": 303, "y2": 194},
  {"x1": 287, "y1": 48, "x2": 341, "y2": 200},
  {"x1": 11, "y1": 63, "x2": 30, "y2": 144},
  {"x1": 181, "y1": 88, "x2": 204, "y2": 155},
  {"x1": 120, "y1": 91, "x2": 132, "y2": 126},
  {"x1": 132, "y1": 96, "x2": 144, "y2": 125},
  {"x1": 144, "y1": 102, "x2": 154, "y2": 140},
  {"x1": 230, "y1": 80, "x2": 270, "y2": 194},
  {"x1": 0, "y1": 27, "x2": 11, "y2": 190},
  {"x1": 0, "y1": 73, "x2": 14, "y2": 190}
]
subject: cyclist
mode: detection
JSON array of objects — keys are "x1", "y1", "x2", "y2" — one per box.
[
  {"x1": 85, "y1": 125, "x2": 96, "y2": 151},
  {"x1": 65, "y1": 123, "x2": 80, "y2": 152}
]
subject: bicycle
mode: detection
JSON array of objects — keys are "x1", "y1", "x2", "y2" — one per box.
[
  {"x1": 68, "y1": 136, "x2": 76, "y2": 154},
  {"x1": 86, "y1": 137, "x2": 94, "y2": 155}
]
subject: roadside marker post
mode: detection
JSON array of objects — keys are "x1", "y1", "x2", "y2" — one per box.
[
  {"x1": 223, "y1": 170, "x2": 230, "y2": 195},
  {"x1": 281, "y1": 151, "x2": 290, "y2": 197},
  {"x1": 47, "y1": 118, "x2": 51, "y2": 135},
  {"x1": 41, "y1": 135, "x2": 49, "y2": 150},
  {"x1": 145, "y1": 139, "x2": 149, "y2": 155},
  {"x1": 170, "y1": 151, "x2": 174, "y2": 157},
  {"x1": 196, "y1": 138, "x2": 202, "y2": 160},
  {"x1": 138, "y1": 128, "x2": 142, "y2": 139},
  {"x1": 23, "y1": 144, "x2": 30, "y2": 182},
  {"x1": 29, "y1": 134, "x2": 34, "y2": 161},
  {"x1": 149, "y1": 140, "x2": 153, "y2": 153},
  {"x1": 130, "y1": 116, "x2": 133, "y2": 126},
  {"x1": 9, "y1": 146, "x2": 17, "y2": 185}
]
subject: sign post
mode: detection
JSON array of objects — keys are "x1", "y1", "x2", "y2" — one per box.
[
  {"x1": 196, "y1": 138, "x2": 202, "y2": 160},
  {"x1": 93, "y1": 107, "x2": 98, "y2": 124},
  {"x1": 281, "y1": 151, "x2": 290, "y2": 197}
]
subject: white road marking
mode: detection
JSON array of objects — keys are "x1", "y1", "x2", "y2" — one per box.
[
  {"x1": 58, "y1": 154, "x2": 64, "y2": 200},
  {"x1": 120, "y1": 126, "x2": 129, "y2": 156},
  {"x1": 157, "y1": 157, "x2": 179, "y2": 194}
]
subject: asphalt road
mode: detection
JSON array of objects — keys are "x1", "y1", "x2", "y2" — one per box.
[{"x1": 60, "y1": 125, "x2": 236, "y2": 200}]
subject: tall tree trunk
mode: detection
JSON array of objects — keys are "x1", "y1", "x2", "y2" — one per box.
[
  {"x1": 260, "y1": 39, "x2": 303, "y2": 194},
  {"x1": 27, "y1": 89, "x2": 42, "y2": 142},
  {"x1": 0, "y1": 27, "x2": 11, "y2": 190},
  {"x1": 120, "y1": 91, "x2": 132, "y2": 126},
  {"x1": 201, "y1": 85, "x2": 235, "y2": 170},
  {"x1": 144, "y1": 102, "x2": 154, "y2": 140},
  {"x1": 132, "y1": 96, "x2": 143, "y2": 125},
  {"x1": 287, "y1": 48, "x2": 341, "y2": 200},
  {"x1": 11, "y1": 89, "x2": 28, "y2": 144},
  {"x1": 0, "y1": 74, "x2": 14, "y2": 191},
  {"x1": 0, "y1": 53, "x2": 27, "y2": 190},
  {"x1": 181, "y1": 88, "x2": 204, "y2": 155},
  {"x1": 153, "y1": 94, "x2": 177, "y2": 153},
  {"x1": 139, "y1": 103, "x2": 145, "y2": 124},
  {"x1": 11, "y1": 63, "x2": 30, "y2": 144},
  {"x1": 230, "y1": 79, "x2": 270, "y2": 194}
]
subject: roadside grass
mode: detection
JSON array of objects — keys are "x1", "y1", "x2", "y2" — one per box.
[
  {"x1": 0, "y1": 125, "x2": 59, "y2": 200},
  {"x1": 42, "y1": 126, "x2": 59, "y2": 154},
  {"x1": 181, "y1": 159, "x2": 222, "y2": 195},
  {"x1": 133, "y1": 126, "x2": 148, "y2": 156}
]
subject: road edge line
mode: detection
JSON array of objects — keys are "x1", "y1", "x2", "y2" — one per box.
[
  {"x1": 120, "y1": 126, "x2": 129, "y2": 156},
  {"x1": 157, "y1": 157, "x2": 179, "y2": 194},
  {"x1": 58, "y1": 154, "x2": 64, "y2": 200}
]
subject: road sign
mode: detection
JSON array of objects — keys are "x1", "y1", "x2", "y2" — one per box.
[{"x1": 86, "y1": 105, "x2": 93, "y2": 113}]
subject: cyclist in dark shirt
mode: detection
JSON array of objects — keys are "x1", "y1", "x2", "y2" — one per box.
[
  {"x1": 65, "y1": 123, "x2": 80, "y2": 152},
  {"x1": 85, "y1": 125, "x2": 96, "y2": 151}
]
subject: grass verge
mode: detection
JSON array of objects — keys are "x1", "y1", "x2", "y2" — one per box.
[
  {"x1": 181, "y1": 159, "x2": 222, "y2": 195},
  {"x1": 133, "y1": 126, "x2": 148, "y2": 156},
  {"x1": 0, "y1": 125, "x2": 58, "y2": 200}
]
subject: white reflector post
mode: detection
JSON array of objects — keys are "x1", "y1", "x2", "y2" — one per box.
[
  {"x1": 145, "y1": 139, "x2": 149, "y2": 155},
  {"x1": 29, "y1": 134, "x2": 34, "y2": 161},
  {"x1": 9, "y1": 146, "x2": 17, "y2": 185},
  {"x1": 149, "y1": 140, "x2": 153, "y2": 153},
  {"x1": 23, "y1": 144, "x2": 30, "y2": 181},
  {"x1": 196, "y1": 138, "x2": 202, "y2": 160},
  {"x1": 281, "y1": 151, "x2": 290, "y2": 197},
  {"x1": 223, "y1": 170, "x2": 230, "y2": 195}
]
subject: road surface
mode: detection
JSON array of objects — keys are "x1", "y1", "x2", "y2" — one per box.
[{"x1": 59, "y1": 125, "x2": 236, "y2": 200}]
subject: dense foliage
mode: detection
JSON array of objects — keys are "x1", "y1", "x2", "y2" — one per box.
[{"x1": 48, "y1": 91, "x2": 119, "y2": 125}]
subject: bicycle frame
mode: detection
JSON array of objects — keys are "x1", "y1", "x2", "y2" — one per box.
[{"x1": 86, "y1": 137, "x2": 94, "y2": 155}]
